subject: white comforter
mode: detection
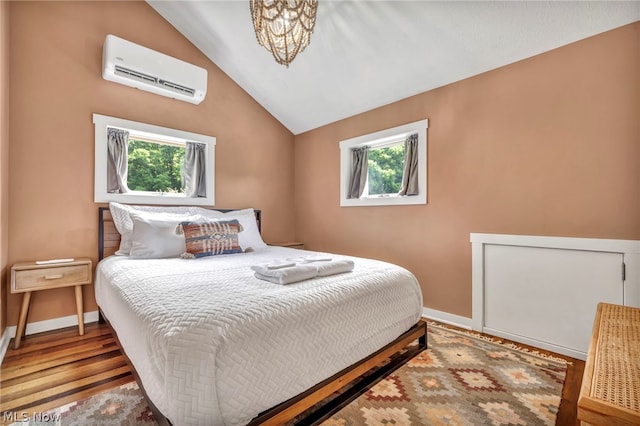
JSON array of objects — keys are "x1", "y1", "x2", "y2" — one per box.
[{"x1": 95, "y1": 246, "x2": 423, "y2": 426}]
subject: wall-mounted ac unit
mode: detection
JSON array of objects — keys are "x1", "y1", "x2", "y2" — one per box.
[{"x1": 102, "y1": 34, "x2": 207, "y2": 105}]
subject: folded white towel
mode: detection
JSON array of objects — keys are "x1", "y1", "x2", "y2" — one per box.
[
  {"x1": 285, "y1": 255, "x2": 332, "y2": 263},
  {"x1": 251, "y1": 261, "x2": 295, "y2": 272},
  {"x1": 252, "y1": 263, "x2": 318, "y2": 285},
  {"x1": 252, "y1": 259, "x2": 355, "y2": 285},
  {"x1": 301, "y1": 255, "x2": 333, "y2": 263},
  {"x1": 265, "y1": 261, "x2": 297, "y2": 270},
  {"x1": 316, "y1": 259, "x2": 355, "y2": 276}
]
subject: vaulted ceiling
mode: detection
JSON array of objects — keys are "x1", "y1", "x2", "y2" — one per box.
[{"x1": 148, "y1": 1, "x2": 640, "y2": 135}]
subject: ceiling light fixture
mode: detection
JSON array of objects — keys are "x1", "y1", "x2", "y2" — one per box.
[{"x1": 250, "y1": 0, "x2": 318, "y2": 67}]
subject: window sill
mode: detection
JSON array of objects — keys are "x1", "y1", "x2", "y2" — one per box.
[
  {"x1": 341, "y1": 194, "x2": 426, "y2": 207},
  {"x1": 97, "y1": 191, "x2": 212, "y2": 206}
]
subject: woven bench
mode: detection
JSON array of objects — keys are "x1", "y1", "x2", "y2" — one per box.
[{"x1": 578, "y1": 303, "x2": 640, "y2": 425}]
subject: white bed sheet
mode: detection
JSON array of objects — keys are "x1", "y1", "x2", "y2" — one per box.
[{"x1": 95, "y1": 246, "x2": 423, "y2": 426}]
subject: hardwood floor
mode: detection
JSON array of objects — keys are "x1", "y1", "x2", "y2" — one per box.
[
  {"x1": 0, "y1": 323, "x2": 133, "y2": 424},
  {"x1": 0, "y1": 321, "x2": 585, "y2": 425},
  {"x1": 557, "y1": 351, "x2": 586, "y2": 426}
]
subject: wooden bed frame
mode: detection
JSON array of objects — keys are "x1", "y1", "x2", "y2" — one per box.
[{"x1": 97, "y1": 206, "x2": 427, "y2": 425}]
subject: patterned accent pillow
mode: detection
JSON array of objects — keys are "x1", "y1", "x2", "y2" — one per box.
[
  {"x1": 180, "y1": 219, "x2": 244, "y2": 258},
  {"x1": 189, "y1": 207, "x2": 267, "y2": 251}
]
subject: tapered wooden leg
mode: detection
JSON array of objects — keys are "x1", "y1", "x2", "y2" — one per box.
[
  {"x1": 14, "y1": 291, "x2": 32, "y2": 349},
  {"x1": 75, "y1": 285, "x2": 84, "y2": 336}
]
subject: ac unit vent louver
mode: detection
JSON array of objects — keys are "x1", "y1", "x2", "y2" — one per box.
[
  {"x1": 113, "y1": 66, "x2": 197, "y2": 97},
  {"x1": 159, "y1": 80, "x2": 196, "y2": 96},
  {"x1": 114, "y1": 66, "x2": 158, "y2": 84},
  {"x1": 103, "y1": 35, "x2": 207, "y2": 104}
]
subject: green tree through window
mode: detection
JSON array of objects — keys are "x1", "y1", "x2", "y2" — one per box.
[
  {"x1": 367, "y1": 144, "x2": 405, "y2": 194},
  {"x1": 127, "y1": 140, "x2": 186, "y2": 193}
]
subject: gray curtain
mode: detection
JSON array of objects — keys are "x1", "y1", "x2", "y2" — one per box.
[
  {"x1": 183, "y1": 141, "x2": 206, "y2": 198},
  {"x1": 398, "y1": 133, "x2": 419, "y2": 196},
  {"x1": 347, "y1": 146, "x2": 369, "y2": 199},
  {"x1": 107, "y1": 127, "x2": 129, "y2": 193}
]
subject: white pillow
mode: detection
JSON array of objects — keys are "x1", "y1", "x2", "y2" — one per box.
[
  {"x1": 189, "y1": 207, "x2": 267, "y2": 251},
  {"x1": 129, "y1": 212, "x2": 203, "y2": 259},
  {"x1": 109, "y1": 202, "x2": 194, "y2": 255}
]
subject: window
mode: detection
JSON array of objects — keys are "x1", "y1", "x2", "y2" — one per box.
[
  {"x1": 93, "y1": 113, "x2": 216, "y2": 206},
  {"x1": 339, "y1": 119, "x2": 428, "y2": 207},
  {"x1": 126, "y1": 138, "x2": 186, "y2": 193},
  {"x1": 367, "y1": 141, "x2": 405, "y2": 196}
]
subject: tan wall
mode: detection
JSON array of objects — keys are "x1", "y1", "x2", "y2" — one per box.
[
  {"x1": 1, "y1": 0, "x2": 10, "y2": 332},
  {"x1": 7, "y1": 1, "x2": 295, "y2": 327},
  {"x1": 294, "y1": 22, "x2": 640, "y2": 318}
]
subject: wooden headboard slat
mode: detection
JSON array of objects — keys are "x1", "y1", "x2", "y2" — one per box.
[
  {"x1": 99, "y1": 209, "x2": 119, "y2": 259},
  {"x1": 98, "y1": 207, "x2": 262, "y2": 261}
]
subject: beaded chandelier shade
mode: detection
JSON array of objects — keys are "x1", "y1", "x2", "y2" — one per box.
[{"x1": 250, "y1": 0, "x2": 318, "y2": 67}]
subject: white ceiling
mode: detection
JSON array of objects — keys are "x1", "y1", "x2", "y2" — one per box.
[{"x1": 148, "y1": 1, "x2": 640, "y2": 135}]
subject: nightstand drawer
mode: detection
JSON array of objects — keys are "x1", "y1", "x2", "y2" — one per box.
[{"x1": 12, "y1": 262, "x2": 91, "y2": 292}]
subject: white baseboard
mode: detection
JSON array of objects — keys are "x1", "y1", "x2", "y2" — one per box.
[
  {"x1": 0, "y1": 311, "x2": 99, "y2": 366},
  {"x1": 0, "y1": 328, "x2": 11, "y2": 365},
  {"x1": 4, "y1": 310, "x2": 99, "y2": 339},
  {"x1": 422, "y1": 307, "x2": 472, "y2": 330}
]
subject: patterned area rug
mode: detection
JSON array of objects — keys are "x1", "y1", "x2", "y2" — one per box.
[
  {"x1": 15, "y1": 323, "x2": 567, "y2": 425},
  {"x1": 322, "y1": 323, "x2": 568, "y2": 425},
  {"x1": 9, "y1": 382, "x2": 155, "y2": 426}
]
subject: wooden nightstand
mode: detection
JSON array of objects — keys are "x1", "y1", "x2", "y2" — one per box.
[
  {"x1": 269, "y1": 241, "x2": 305, "y2": 249},
  {"x1": 10, "y1": 258, "x2": 92, "y2": 349}
]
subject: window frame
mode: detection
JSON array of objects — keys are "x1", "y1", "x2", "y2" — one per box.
[
  {"x1": 93, "y1": 113, "x2": 216, "y2": 206},
  {"x1": 339, "y1": 119, "x2": 428, "y2": 207}
]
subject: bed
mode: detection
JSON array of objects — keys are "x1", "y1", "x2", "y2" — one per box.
[{"x1": 95, "y1": 205, "x2": 426, "y2": 425}]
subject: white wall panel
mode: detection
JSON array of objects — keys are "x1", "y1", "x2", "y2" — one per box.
[{"x1": 471, "y1": 234, "x2": 640, "y2": 360}]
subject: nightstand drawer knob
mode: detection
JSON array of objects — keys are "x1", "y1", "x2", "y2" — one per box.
[{"x1": 44, "y1": 274, "x2": 64, "y2": 280}]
